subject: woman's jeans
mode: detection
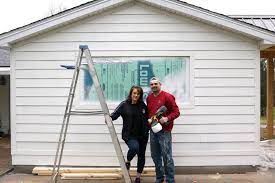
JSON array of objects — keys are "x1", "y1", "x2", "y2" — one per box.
[
  {"x1": 150, "y1": 130, "x2": 175, "y2": 183},
  {"x1": 126, "y1": 137, "x2": 148, "y2": 173}
]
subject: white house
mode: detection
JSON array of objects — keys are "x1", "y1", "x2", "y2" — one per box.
[{"x1": 0, "y1": 0, "x2": 275, "y2": 169}]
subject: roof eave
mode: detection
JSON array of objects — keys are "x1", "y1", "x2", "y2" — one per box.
[
  {"x1": 0, "y1": 0, "x2": 274, "y2": 46},
  {"x1": 140, "y1": 0, "x2": 275, "y2": 43},
  {"x1": 0, "y1": 67, "x2": 10, "y2": 75},
  {"x1": 260, "y1": 40, "x2": 275, "y2": 50},
  {"x1": 0, "y1": 0, "x2": 131, "y2": 46}
]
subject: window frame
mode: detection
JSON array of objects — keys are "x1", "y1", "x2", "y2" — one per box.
[{"x1": 73, "y1": 55, "x2": 195, "y2": 110}]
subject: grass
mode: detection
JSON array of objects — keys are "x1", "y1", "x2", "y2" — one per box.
[
  {"x1": 260, "y1": 107, "x2": 275, "y2": 125},
  {"x1": 260, "y1": 107, "x2": 275, "y2": 140}
]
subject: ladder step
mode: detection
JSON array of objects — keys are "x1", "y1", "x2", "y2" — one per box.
[
  {"x1": 70, "y1": 110, "x2": 104, "y2": 113},
  {"x1": 68, "y1": 111, "x2": 105, "y2": 115}
]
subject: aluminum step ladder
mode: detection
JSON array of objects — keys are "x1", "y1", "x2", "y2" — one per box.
[{"x1": 51, "y1": 45, "x2": 132, "y2": 183}]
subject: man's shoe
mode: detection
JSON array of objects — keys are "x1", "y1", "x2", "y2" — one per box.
[
  {"x1": 155, "y1": 179, "x2": 165, "y2": 183},
  {"x1": 125, "y1": 162, "x2": 130, "y2": 170},
  {"x1": 135, "y1": 177, "x2": 141, "y2": 183}
]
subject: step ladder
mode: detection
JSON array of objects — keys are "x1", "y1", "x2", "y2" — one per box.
[{"x1": 51, "y1": 45, "x2": 132, "y2": 183}]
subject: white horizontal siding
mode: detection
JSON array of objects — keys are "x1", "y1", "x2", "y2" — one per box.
[
  {"x1": 15, "y1": 42, "x2": 257, "y2": 52},
  {"x1": 16, "y1": 87, "x2": 255, "y2": 97},
  {"x1": 16, "y1": 59, "x2": 256, "y2": 70},
  {"x1": 12, "y1": 155, "x2": 259, "y2": 166},
  {"x1": 16, "y1": 115, "x2": 256, "y2": 125},
  {"x1": 12, "y1": 2, "x2": 259, "y2": 166},
  {"x1": 194, "y1": 59, "x2": 256, "y2": 69},
  {"x1": 17, "y1": 142, "x2": 257, "y2": 152},
  {"x1": 15, "y1": 106, "x2": 256, "y2": 115},
  {"x1": 16, "y1": 79, "x2": 71, "y2": 88},
  {"x1": 15, "y1": 50, "x2": 257, "y2": 60},
  {"x1": 16, "y1": 124, "x2": 255, "y2": 134},
  {"x1": 16, "y1": 133, "x2": 255, "y2": 143},
  {"x1": 195, "y1": 69, "x2": 255, "y2": 78},
  {"x1": 16, "y1": 78, "x2": 255, "y2": 88},
  {"x1": 13, "y1": 150, "x2": 258, "y2": 158},
  {"x1": 195, "y1": 78, "x2": 255, "y2": 87},
  {"x1": 32, "y1": 32, "x2": 245, "y2": 42},
  {"x1": 15, "y1": 68, "x2": 255, "y2": 78},
  {"x1": 85, "y1": 14, "x2": 188, "y2": 24},
  {"x1": 16, "y1": 96, "x2": 255, "y2": 106}
]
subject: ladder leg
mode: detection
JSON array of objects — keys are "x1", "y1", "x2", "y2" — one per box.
[
  {"x1": 51, "y1": 49, "x2": 84, "y2": 183},
  {"x1": 83, "y1": 47, "x2": 132, "y2": 183}
]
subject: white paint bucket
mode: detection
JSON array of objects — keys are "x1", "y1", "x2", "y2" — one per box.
[{"x1": 151, "y1": 122, "x2": 162, "y2": 133}]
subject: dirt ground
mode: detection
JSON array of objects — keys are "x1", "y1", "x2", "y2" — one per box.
[
  {"x1": 0, "y1": 168, "x2": 275, "y2": 183},
  {"x1": 1, "y1": 136, "x2": 275, "y2": 182},
  {"x1": 0, "y1": 136, "x2": 11, "y2": 175}
]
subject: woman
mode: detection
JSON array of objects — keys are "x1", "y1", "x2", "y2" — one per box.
[{"x1": 110, "y1": 86, "x2": 149, "y2": 183}]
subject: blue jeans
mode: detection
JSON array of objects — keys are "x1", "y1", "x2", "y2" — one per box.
[
  {"x1": 150, "y1": 130, "x2": 175, "y2": 183},
  {"x1": 126, "y1": 137, "x2": 148, "y2": 173}
]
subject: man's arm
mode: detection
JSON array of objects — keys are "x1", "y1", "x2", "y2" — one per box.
[{"x1": 166, "y1": 94, "x2": 180, "y2": 122}]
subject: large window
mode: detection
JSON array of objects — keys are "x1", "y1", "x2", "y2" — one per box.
[{"x1": 78, "y1": 57, "x2": 192, "y2": 108}]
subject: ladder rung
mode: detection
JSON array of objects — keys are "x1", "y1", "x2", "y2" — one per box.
[
  {"x1": 68, "y1": 111, "x2": 105, "y2": 115},
  {"x1": 70, "y1": 110, "x2": 104, "y2": 113}
]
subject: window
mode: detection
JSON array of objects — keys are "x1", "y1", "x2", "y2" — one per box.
[{"x1": 77, "y1": 57, "x2": 192, "y2": 108}]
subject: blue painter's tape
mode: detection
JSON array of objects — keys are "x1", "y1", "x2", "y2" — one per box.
[
  {"x1": 60, "y1": 65, "x2": 75, "y2": 69},
  {"x1": 79, "y1": 45, "x2": 89, "y2": 50}
]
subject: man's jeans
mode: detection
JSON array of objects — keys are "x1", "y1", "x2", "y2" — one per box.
[{"x1": 150, "y1": 130, "x2": 175, "y2": 183}]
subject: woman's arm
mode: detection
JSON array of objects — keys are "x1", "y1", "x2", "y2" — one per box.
[
  {"x1": 144, "y1": 102, "x2": 149, "y2": 119},
  {"x1": 142, "y1": 102, "x2": 150, "y2": 129},
  {"x1": 110, "y1": 101, "x2": 125, "y2": 120}
]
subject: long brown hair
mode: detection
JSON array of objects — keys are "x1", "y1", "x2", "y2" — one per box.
[{"x1": 126, "y1": 86, "x2": 144, "y2": 104}]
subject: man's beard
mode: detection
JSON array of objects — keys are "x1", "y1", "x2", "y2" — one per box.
[{"x1": 152, "y1": 87, "x2": 159, "y2": 93}]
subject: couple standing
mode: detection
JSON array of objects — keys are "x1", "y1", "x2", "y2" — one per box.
[{"x1": 110, "y1": 77, "x2": 180, "y2": 183}]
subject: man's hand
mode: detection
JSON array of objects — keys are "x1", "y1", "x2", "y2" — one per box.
[{"x1": 159, "y1": 117, "x2": 168, "y2": 124}]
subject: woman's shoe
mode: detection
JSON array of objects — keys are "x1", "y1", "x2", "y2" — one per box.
[
  {"x1": 125, "y1": 162, "x2": 131, "y2": 170},
  {"x1": 135, "y1": 177, "x2": 141, "y2": 183}
]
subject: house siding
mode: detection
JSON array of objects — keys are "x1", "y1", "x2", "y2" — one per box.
[{"x1": 11, "y1": 2, "x2": 259, "y2": 166}]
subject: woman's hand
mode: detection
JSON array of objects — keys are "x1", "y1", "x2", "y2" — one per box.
[{"x1": 105, "y1": 115, "x2": 113, "y2": 125}]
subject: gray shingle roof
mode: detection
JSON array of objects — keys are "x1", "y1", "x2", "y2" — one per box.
[
  {"x1": 0, "y1": 48, "x2": 9, "y2": 67},
  {"x1": 230, "y1": 15, "x2": 275, "y2": 33}
]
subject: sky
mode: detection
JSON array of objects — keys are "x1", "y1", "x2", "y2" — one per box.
[{"x1": 0, "y1": 0, "x2": 274, "y2": 34}]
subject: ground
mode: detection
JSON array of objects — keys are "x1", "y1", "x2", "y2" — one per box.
[
  {"x1": 0, "y1": 137, "x2": 11, "y2": 175},
  {"x1": 0, "y1": 170, "x2": 275, "y2": 183},
  {"x1": 1, "y1": 135, "x2": 275, "y2": 182}
]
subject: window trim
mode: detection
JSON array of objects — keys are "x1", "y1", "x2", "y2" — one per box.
[{"x1": 73, "y1": 55, "x2": 195, "y2": 110}]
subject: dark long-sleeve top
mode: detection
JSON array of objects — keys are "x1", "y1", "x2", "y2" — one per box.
[{"x1": 110, "y1": 100, "x2": 149, "y2": 141}]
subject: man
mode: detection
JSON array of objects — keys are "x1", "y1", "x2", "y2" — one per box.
[{"x1": 146, "y1": 77, "x2": 180, "y2": 183}]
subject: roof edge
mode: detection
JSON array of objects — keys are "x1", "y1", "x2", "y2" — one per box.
[
  {"x1": 0, "y1": 0, "x2": 275, "y2": 46},
  {"x1": 0, "y1": 0, "x2": 131, "y2": 45},
  {"x1": 139, "y1": 0, "x2": 275, "y2": 43},
  {"x1": 229, "y1": 15, "x2": 275, "y2": 19}
]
